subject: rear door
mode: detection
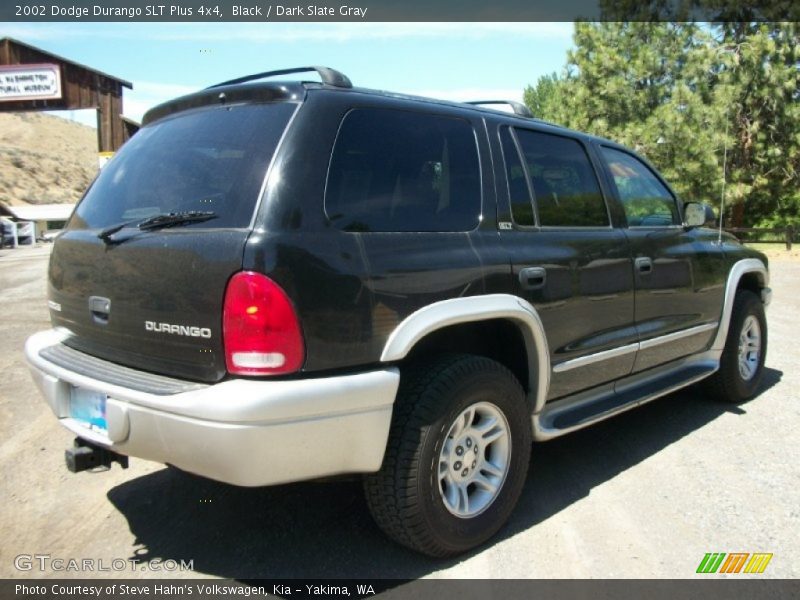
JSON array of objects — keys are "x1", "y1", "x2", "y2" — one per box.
[
  {"x1": 596, "y1": 145, "x2": 726, "y2": 373},
  {"x1": 49, "y1": 101, "x2": 297, "y2": 382},
  {"x1": 494, "y1": 125, "x2": 636, "y2": 400}
]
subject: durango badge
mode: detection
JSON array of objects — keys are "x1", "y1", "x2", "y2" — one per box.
[{"x1": 145, "y1": 321, "x2": 212, "y2": 339}]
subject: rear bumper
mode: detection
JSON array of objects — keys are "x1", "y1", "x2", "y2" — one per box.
[{"x1": 25, "y1": 329, "x2": 399, "y2": 487}]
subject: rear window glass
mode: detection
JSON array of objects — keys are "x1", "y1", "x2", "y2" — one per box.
[
  {"x1": 325, "y1": 108, "x2": 481, "y2": 232},
  {"x1": 70, "y1": 103, "x2": 296, "y2": 230}
]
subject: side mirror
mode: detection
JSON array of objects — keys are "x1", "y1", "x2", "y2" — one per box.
[{"x1": 683, "y1": 202, "x2": 716, "y2": 228}]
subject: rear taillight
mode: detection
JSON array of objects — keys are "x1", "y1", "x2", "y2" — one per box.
[{"x1": 222, "y1": 271, "x2": 305, "y2": 376}]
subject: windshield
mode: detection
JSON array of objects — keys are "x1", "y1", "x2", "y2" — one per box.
[{"x1": 70, "y1": 102, "x2": 296, "y2": 230}]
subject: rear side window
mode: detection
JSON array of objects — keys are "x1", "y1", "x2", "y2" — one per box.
[
  {"x1": 600, "y1": 147, "x2": 679, "y2": 226},
  {"x1": 71, "y1": 103, "x2": 296, "y2": 230},
  {"x1": 514, "y1": 129, "x2": 609, "y2": 228},
  {"x1": 325, "y1": 108, "x2": 481, "y2": 232},
  {"x1": 500, "y1": 126, "x2": 535, "y2": 227}
]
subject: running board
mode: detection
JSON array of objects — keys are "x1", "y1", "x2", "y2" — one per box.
[{"x1": 532, "y1": 356, "x2": 719, "y2": 441}]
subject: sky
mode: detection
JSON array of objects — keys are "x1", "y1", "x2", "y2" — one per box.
[{"x1": 2, "y1": 22, "x2": 575, "y2": 127}]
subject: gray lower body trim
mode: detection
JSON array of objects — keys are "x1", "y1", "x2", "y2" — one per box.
[
  {"x1": 25, "y1": 329, "x2": 400, "y2": 487},
  {"x1": 711, "y1": 258, "x2": 768, "y2": 351},
  {"x1": 552, "y1": 343, "x2": 638, "y2": 374},
  {"x1": 638, "y1": 322, "x2": 718, "y2": 350},
  {"x1": 553, "y1": 322, "x2": 718, "y2": 373},
  {"x1": 533, "y1": 350, "x2": 720, "y2": 441}
]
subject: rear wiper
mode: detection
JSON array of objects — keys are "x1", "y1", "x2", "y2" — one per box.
[{"x1": 98, "y1": 211, "x2": 217, "y2": 243}]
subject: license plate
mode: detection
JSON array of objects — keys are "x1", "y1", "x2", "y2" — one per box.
[{"x1": 69, "y1": 387, "x2": 107, "y2": 433}]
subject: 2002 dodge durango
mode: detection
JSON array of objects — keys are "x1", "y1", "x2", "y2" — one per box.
[{"x1": 25, "y1": 66, "x2": 770, "y2": 557}]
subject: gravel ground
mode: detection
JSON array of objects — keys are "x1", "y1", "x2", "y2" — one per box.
[{"x1": 0, "y1": 245, "x2": 797, "y2": 579}]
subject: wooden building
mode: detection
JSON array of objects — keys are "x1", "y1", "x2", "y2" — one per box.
[{"x1": 0, "y1": 37, "x2": 135, "y2": 151}]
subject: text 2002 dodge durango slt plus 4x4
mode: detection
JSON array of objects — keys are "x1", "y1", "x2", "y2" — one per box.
[{"x1": 26, "y1": 67, "x2": 770, "y2": 557}]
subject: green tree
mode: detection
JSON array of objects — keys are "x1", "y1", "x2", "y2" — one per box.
[
  {"x1": 525, "y1": 20, "x2": 800, "y2": 227},
  {"x1": 531, "y1": 22, "x2": 725, "y2": 207},
  {"x1": 523, "y1": 73, "x2": 564, "y2": 119},
  {"x1": 713, "y1": 22, "x2": 800, "y2": 227}
]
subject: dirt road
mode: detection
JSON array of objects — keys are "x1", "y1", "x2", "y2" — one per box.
[{"x1": 1, "y1": 246, "x2": 797, "y2": 579}]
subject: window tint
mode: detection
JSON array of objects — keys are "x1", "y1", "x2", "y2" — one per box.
[
  {"x1": 71, "y1": 103, "x2": 295, "y2": 230},
  {"x1": 325, "y1": 108, "x2": 481, "y2": 232},
  {"x1": 500, "y1": 126, "x2": 535, "y2": 226},
  {"x1": 514, "y1": 130, "x2": 608, "y2": 227},
  {"x1": 600, "y1": 147, "x2": 679, "y2": 227}
]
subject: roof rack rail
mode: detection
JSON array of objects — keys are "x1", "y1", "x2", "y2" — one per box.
[
  {"x1": 465, "y1": 100, "x2": 533, "y2": 118},
  {"x1": 207, "y1": 66, "x2": 352, "y2": 90}
]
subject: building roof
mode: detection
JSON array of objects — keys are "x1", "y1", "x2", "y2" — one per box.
[
  {"x1": 0, "y1": 37, "x2": 133, "y2": 89},
  {"x1": 2, "y1": 203, "x2": 75, "y2": 221}
]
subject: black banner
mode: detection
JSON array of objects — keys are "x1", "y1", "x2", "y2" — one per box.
[
  {"x1": 2, "y1": 0, "x2": 798, "y2": 23},
  {"x1": 3, "y1": 579, "x2": 800, "y2": 600}
]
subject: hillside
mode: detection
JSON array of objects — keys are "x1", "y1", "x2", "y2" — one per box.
[{"x1": 0, "y1": 111, "x2": 97, "y2": 207}]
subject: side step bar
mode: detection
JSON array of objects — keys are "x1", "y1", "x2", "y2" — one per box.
[
  {"x1": 533, "y1": 357, "x2": 718, "y2": 441},
  {"x1": 65, "y1": 438, "x2": 129, "y2": 473}
]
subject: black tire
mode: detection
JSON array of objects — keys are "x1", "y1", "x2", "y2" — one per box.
[
  {"x1": 364, "y1": 354, "x2": 532, "y2": 557},
  {"x1": 704, "y1": 290, "x2": 767, "y2": 403}
]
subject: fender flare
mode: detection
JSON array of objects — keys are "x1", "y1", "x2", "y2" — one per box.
[
  {"x1": 379, "y1": 294, "x2": 551, "y2": 413},
  {"x1": 711, "y1": 258, "x2": 769, "y2": 352}
]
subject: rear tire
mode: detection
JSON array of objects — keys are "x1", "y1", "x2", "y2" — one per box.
[
  {"x1": 364, "y1": 354, "x2": 531, "y2": 557},
  {"x1": 704, "y1": 290, "x2": 767, "y2": 403}
]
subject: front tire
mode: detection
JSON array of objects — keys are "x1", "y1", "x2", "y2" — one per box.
[
  {"x1": 364, "y1": 354, "x2": 532, "y2": 557},
  {"x1": 705, "y1": 290, "x2": 767, "y2": 403}
]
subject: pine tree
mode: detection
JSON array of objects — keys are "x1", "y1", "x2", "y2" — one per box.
[
  {"x1": 523, "y1": 73, "x2": 564, "y2": 120},
  {"x1": 713, "y1": 22, "x2": 800, "y2": 226},
  {"x1": 524, "y1": 19, "x2": 800, "y2": 227}
]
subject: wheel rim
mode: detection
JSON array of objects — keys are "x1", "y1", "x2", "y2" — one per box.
[
  {"x1": 737, "y1": 315, "x2": 762, "y2": 381},
  {"x1": 437, "y1": 401, "x2": 511, "y2": 518}
]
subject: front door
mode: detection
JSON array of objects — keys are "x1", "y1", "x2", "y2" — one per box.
[
  {"x1": 495, "y1": 125, "x2": 636, "y2": 400},
  {"x1": 596, "y1": 146, "x2": 726, "y2": 373}
]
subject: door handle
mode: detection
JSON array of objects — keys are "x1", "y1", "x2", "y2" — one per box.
[
  {"x1": 519, "y1": 267, "x2": 547, "y2": 290},
  {"x1": 635, "y1": 257, "x2": 653, "y2": 275}
]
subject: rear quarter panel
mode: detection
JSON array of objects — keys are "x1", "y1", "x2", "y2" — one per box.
[{"x1": 246, "y1": 91, "x2": 511, "y2": 373}]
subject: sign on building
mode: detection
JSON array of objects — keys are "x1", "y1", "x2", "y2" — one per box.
[{"x1": 0, "y1": 63, "x2": 61, "y2": 102}]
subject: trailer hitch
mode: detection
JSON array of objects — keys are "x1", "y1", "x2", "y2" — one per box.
[{"x1": 65, "y1": 438, "x2": 129, "y2": 473}]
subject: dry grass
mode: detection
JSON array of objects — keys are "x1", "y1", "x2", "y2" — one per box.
[{"x1": 0, "y1": 112, "x2": 97, "y2": 207}]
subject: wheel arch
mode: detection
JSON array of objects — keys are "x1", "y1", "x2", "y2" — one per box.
[
  {"x1": 711, "y1": 258, "x2": 769, "y2": 352},
  {"x1": 380, "y1": 295, "x2": 550, "y2": 414}
]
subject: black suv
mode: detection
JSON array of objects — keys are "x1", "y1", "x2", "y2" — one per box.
[{"x1": 26, "y1": 67, "x2": 770, "y2": 557}]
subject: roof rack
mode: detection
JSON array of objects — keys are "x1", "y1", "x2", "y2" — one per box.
[
  {"x1": 207, "y1": 66, "x2": 352, "y2": 90},
  {"x1": 466, "y1": 100, "x2": 533, "y2": 118}
]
